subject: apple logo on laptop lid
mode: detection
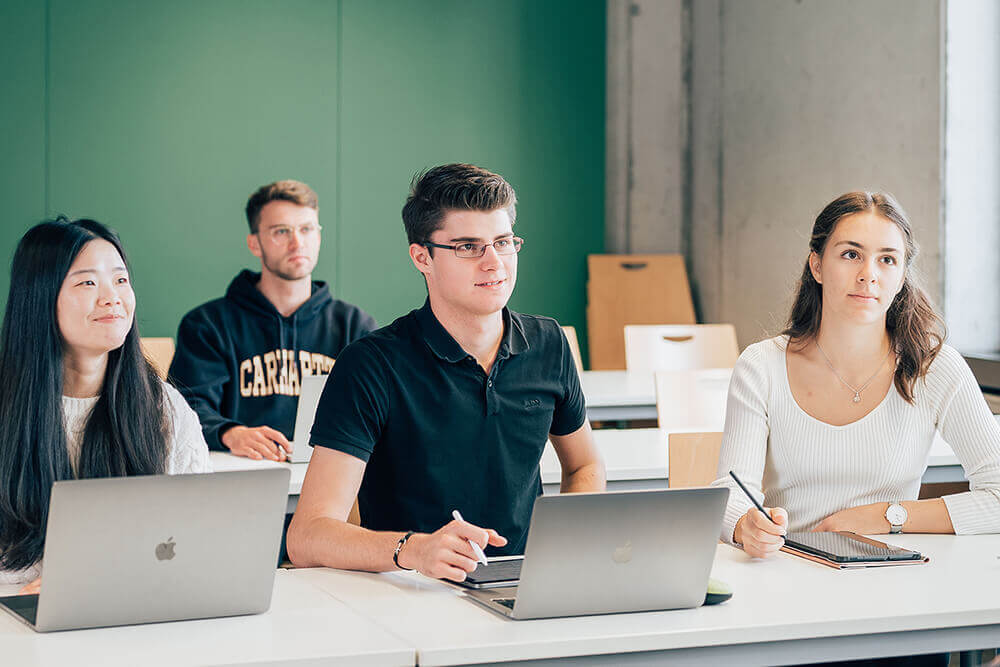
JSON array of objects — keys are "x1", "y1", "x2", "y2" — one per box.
[
  {"x1": 155, "y1": 537, "x2": 176, "y2": 561},
  {"x1": 612, "y1": 540, "x2": 632, "y2": 564}
]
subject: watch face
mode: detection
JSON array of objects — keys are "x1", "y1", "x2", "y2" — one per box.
[{"x1": 886, "y1": 504, "x2": 907, "y2": 525}]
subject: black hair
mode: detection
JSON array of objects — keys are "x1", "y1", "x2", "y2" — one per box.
[
  {"x1": 0, "y1": 218, "x2": 167, "y2": 570},
  {"x1": 401, "y1": 163, "x2": 517, "y2": 250}
]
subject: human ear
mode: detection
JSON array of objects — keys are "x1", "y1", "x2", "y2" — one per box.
[
  {"x1": 247, "y1": 233, "x2": 262, "y2": 260},
  {"x1": 409, "y1": 243, "x2": 432, "y2": 276},
  {"x1": 808, "y1": 251, "x2": 822, "y2": 284}
]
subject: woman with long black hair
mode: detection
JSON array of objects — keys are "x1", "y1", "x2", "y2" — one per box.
[
  {"x1": 712, "y1": 191, "x2": 1000, "y2": 563},
  {"x1": 0, "y1": 218, "x2": 210, "y2": 586}
]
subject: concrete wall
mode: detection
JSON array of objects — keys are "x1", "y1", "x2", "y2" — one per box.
[
  {"x1": 610, "y1": 0, "x2": 947, "y2": 348},
  {"x1": 605, "y1": 0, "x2": 687, "y2": 254}
]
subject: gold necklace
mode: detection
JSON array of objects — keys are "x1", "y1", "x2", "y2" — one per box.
[{"x1": 814, "y1": 340, "x2": 892, "y2": 404}]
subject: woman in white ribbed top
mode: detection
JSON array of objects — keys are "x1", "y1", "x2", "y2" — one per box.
[
  {"x1": 712, "y1": 192, "x2": 1000, "y2": 558},
  {"x1": 0, "y1": 218, "x2": 211, "y2": 588}
]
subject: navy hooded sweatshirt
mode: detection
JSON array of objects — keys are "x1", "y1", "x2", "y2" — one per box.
[{"x1": 169, "y1": 270, "x2": 376, "y2": 450}]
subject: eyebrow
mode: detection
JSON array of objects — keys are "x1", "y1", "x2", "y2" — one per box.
[
  {"x1": 67, "y1": 266, "x2": 127, "y2": 277},
  {"x1": 448, "y1": 233, "x2": 515, "y2": 243},
  {"x1": 834, "y1": 240, "x2": 900, "y2": 253}
]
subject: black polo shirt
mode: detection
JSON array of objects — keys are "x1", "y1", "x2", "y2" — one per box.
[{"x1": 309, "y1": 299, "x2": 586, "y2": 555}]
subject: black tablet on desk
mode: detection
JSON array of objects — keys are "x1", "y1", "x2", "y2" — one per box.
[
  {"x1": 457, "y1": 556, "x2": 524, "y2": 589},
  {"x1": 782, "y1": 531, "x2": 925, "y2": 566}
]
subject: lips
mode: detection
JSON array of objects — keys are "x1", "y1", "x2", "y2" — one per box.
[
  {"x1": 849, "y1": 294, "x2": 878, "y2": 302},
  {"x1": 94, "y1": 314, "x2": 126, "y2": 323},
  {"x1": 475, "y1": 278, "x2": 506, "y2": 288}
]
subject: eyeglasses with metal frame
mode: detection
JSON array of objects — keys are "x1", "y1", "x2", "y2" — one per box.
[{"x1": 423, "y1": 236, "x2": 524, "y2": 259}]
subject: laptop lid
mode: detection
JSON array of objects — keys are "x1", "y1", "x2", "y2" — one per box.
[
  {"x1": 32, "y1": 468, "x2": 289, "y2": 632},
  {"x1": 290, "y1": 374, "x2": 327, "y2": 462},
  {"x1": 506, "y1": 487, "x2": 729, "y2": 619}
]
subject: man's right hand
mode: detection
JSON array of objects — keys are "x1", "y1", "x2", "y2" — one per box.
[
  {"x1": 221, "y1": 425, "x2": 292, "y2": 461},
  {"x1": 397, "y1": 519, "x2": 507, "y2": 581}
]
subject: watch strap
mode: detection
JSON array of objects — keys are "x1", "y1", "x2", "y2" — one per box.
[{"x1": 887, "y1": 501, "x2": 905, "y2": 534}]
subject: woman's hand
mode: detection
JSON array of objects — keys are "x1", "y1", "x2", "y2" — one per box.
[
  {"x1": 18, "y1": 577, "x2": 41, "y2": 595},
  {"x1": 813, "y1": 503, "x2": 890, "y2": 534},
  {"x1": 734, "y1": 507, "x2": 788, "y2": 558}
]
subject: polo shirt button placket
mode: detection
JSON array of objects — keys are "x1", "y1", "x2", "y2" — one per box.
[{"x1": 485, "y1": 377, "x2": 499, "y2": 415}]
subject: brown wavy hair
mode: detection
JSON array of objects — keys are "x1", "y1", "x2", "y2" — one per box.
[{"x1": 782, "y1": 191, "x2": 946, "y2": 403}]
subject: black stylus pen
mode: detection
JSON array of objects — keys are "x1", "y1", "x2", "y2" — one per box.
[{"x1": 728, "y1": 470, "x2": 779, "y2": 525}]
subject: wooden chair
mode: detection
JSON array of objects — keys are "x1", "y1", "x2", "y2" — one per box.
[
  {"x1": 654, "y1": 369, "x2": 730, "y2": 434},
  {"x1": 348, "y1": 500, "x2": 361, "y2": 526},
  {"x1": 625, "y1": 324, "x2": 738, "y2": 372},
  {"x1": 140, "y1": 337, "x2": 176, "y2": 380},
  {"x1": 667, "y1": 432, "x2": 723, "y2": 488},
  {"x1": 561, "y1": 325, "x2": 584, "y2": 373}
]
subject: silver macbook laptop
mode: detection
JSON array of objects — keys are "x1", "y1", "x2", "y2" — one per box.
[
  {"x1": 0, "y1": 468, "x2": 289, "y2": 632},
  {"x1": 290, "y1": 374, "x2": 328, "y2": 462},
  {"x1": 463, "y1": 487, "x2": 729, "y2": 619}
]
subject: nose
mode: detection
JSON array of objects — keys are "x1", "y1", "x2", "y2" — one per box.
[
  {"x1": 478, "y1": 242, "x2": 502, "y2": 268},
  {"x1": 857, "y1": 260, "x2": 878, "y2": 285},
  {"x1": 99, "y1": 285, "x2": 122, "y2": 307},
  {"x1": 287, "y1": 229, "x2": 303, "y2": 250}
]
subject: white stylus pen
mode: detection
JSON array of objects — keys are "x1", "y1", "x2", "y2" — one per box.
[{"x1": 451, "y1": 509, "x2": 489, "y2": 567}]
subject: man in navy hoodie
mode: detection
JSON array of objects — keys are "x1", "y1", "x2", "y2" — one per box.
[{"x1": 169, "y1": 180, "x2": 376, "y2": 461}]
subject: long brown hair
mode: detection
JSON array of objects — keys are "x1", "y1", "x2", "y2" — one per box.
[{"x1": 782, "y1": 191, "x2": 945, "y2": 403}]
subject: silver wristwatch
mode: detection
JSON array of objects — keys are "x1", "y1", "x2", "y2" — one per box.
[{"x1": 885, "y1": 502, "x2": 907, "y2": 534}]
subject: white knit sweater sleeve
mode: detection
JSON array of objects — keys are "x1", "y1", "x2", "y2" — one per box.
[
  {"x1": 930, "y1": 346, "x2": 1000, "y2": 534},
  {"x1": 162, "y1": 382, "x2": 213, "y2": 474},
  {"x1": 710, "y1": 341, "x2": 773, "y2": 544}
]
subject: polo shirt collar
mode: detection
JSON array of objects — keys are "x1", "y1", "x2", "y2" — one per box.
[
  {"x1": 503, "y1": 308, "x2": 530, "y2": 358},
  {"x1": 415, "y1": 299, "x2": 530, "y2": 363},
  {"x1": 415, "y1": 299, "x2": 469, "y2": 363}
]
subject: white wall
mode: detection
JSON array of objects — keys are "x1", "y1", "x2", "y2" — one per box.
[{"x1": 945, "y1": 0, "x2": 1000, "y2": 353}]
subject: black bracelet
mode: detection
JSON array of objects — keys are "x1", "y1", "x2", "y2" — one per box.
[{"x1": 393, "y1": 531, "x2": 415, "y2": 570}]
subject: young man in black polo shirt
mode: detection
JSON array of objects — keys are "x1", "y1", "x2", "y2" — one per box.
[{"x1": 288, "y1": 163, "x2": 605, "y2": 581}]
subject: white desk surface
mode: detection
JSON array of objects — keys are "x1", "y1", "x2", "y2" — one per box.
[
  {"x1": 289, "y1": 534, "x2": 1000, "y2": 666},
  {"x1": 580, "y1": 369, "x2": 657, "y2": 408},
  {"x1": 210, "y1": 451, "x2": 308, "y2": 495},
  {"x1": 209, "y1": 419, "x2": 975, "y2": 498},
  {"x1": 542, "y1": 427, "x2": 667, "y2": 483},
  {"x1": 581, "y1": 368, "x2": 735, "y2": 423},
  {"x1": 541, "y1": 427, "x2": 962, "y2": 485},
  {"x1": 0, "y1": 570, "x2": 413, "y2": 667}
]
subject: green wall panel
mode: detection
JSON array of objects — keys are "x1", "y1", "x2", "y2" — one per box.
[
  {"x1": 0, "y1": 0, "x2": 47, "y2": 304},
  {"x1": 46, "y1": 0, "x2": 340, "y2": 338},
  {"x1": 338, "y1": 0, "x2": 606, "y2": 355},
  {"x1": 3, "y1": 0, "x2": 604, "y2": 361}
]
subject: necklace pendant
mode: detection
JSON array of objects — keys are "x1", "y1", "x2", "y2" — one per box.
[{"x1": 852, "y1": 393, "x2": 861, "y2": 403}]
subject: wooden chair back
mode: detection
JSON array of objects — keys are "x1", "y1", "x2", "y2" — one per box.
[
  {"x1": 625, "y1": 324, "x2": 738, "y2": 372},
  {"x1": 140, "y1": 337, "x2": 176, "y2": 380},
  {"x1": 667, "y1": 432, "x2": 723, "y2": 488},
  {"x1": 562, "y1": 325, "x2": 584, "y2": 373},
  {"x1": 654, "y1": 369, "x2": 731, "y2": 434}
]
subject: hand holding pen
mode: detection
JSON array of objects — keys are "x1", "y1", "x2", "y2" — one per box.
[
  {"x1": 394, "y1": 511, "x2": 507, "y2": 582},
  {"x1": 729, "y1": 471, "x2": 788, "y2": 559}
]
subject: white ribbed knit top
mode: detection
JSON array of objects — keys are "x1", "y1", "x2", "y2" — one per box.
[
  {"x1": 0, "y1": 381, "x2": 212, "y2": 585},
  {"x1": 711, "y1": 336, "x2": 1000, "y2": 544}
]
